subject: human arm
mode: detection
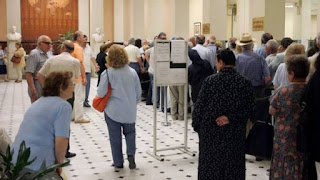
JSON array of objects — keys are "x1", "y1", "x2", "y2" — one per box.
[
  {"x1": 36, "y1": 73, "x2": 45, "y2": 87},
  {"x1": 25, "y1": 73, "x2": 38, "y2": 102},
  {"x1": 91, "y1": 57, "x2": 99, "y2": 72},
  {"x1": 134, "y1": 72, "x2": 142, "y2": 103},
  {"x1": 269, "y1": 88, "x2": 281, "y2": 116},
  {"x1": 14, "y1": 48, "x2": 24, "y2": 57},
  {"x1": 54, "y1": 137, "x2": 68, "y2": 175},
  {"x1": 97, "y1": 70, "x2": 109, "y2": 98}
]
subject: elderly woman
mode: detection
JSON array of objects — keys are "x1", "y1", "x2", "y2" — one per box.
[
  {"x1": 192, "y1": 49, "x2": 255, "y2": 180},
  {"x1": 273, "y1": 43, "x2": 305, "y2": 89},
  {"x1": 11, "y1": 71, "x2": 74, "y2": 179},
  {"x1": 12, "y1": 42, "x2": 26, "y2": 83},
  {"x1": 97, "y1": 45, "x2": 141, "y2": 169},
  {"x1": 269, "y1": 55, "x2": 310, "y2": 179}
]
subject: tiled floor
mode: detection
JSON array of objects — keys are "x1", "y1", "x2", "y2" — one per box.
[{"x1": 0, "y1": 78, "x2": 270, "y2": 180}]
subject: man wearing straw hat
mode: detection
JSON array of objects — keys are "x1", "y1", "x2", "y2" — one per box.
[{"x1": 236, "y1": 33, "x2": 271, "y2": 161}]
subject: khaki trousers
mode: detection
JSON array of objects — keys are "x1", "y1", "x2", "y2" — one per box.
[
  {"x1": 169, "y1": 85, "x2": 184, "y2": 120},
  {"x1": 74, "y1": 82, "x2": 85, "y2": 120}
]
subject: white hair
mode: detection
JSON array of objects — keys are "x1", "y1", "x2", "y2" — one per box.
[{"x1": 266, "y1": 39, "x2": 279, "y2": 52}]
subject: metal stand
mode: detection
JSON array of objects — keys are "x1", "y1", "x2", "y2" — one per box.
[{"x1": 147, "y1": 80, "x2": 195, "y2": 161}]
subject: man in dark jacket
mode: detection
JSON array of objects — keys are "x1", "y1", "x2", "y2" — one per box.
[{"x1": 188, "y1": 49, "x2": 214, "y2": 103}]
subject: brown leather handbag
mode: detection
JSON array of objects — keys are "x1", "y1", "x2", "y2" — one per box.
[{"x1": 11, "y1": 56, "x2": 21, "y2": 63}]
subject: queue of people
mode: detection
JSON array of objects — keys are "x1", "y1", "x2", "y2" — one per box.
[{"x1": 1, "y1": 31, "x2": 319, "y2": 180}]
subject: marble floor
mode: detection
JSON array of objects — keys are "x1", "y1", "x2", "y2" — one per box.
[{"x1": 0, "y1": 78, "x2": 270, "y2": 180}]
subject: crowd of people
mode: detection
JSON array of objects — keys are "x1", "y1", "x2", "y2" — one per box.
[{"x1": 0, "y1": 30, "x2": 319, "y2": 180}]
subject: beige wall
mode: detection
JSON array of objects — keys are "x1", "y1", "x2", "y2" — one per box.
[
  {"x1": 90, "y1": 0, "x2": 104, "y2": 41},
  {"x1": 189, "y1": 0, "x2": 202, "y2": 37},
  {"x1": 265, "y1": 0, "x2": 285, "y2": 41},
  {"x1": 0, "y1": 0, "x2": 6, "y2": 41},
  {"x1": 104, "y1": 0, "x2": 114, "y2": 41}
]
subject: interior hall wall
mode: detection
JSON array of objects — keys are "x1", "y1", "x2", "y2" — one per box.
[
  {"x1": 90, "y1": 0, "x2": 104, "y2": 42},
  {"x1": 104, "y1": 0, "x2": 114, "y2": 41},
  {"x1": 249, "y1": 0, "x2": 265, "y2": 46},
  {"x1": 0, "y1": 0, "x2": 6, "y2": 41},
  {"x1": 189, "y1": 0, "x2": 203, "y2": 37},
  {"x1": 79, "y1": 0, "x2": 89, "y2": 39},
  {"x1": 21, "y1": 0, "x2": 78, "y2": 41},
  {"x1": 285, "y1": 7, "x2": 301, "y2": 40}
]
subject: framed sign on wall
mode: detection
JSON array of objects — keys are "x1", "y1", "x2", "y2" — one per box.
[{"x1": 194, "y1": 22, "x2": 201, "y2": 36}]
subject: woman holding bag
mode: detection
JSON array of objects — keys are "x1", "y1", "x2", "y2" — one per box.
[
  {"x1": 97, "y1": 44, "x2": 141, "y2": 169},
  {"x1": 12, "y1": 42, "x2": 26, "y2": 83}
]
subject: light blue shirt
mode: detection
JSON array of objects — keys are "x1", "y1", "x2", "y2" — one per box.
[
  {"x1": 272, "y1": 63, "x2": 290, "y2": 87},
  {"x1": 192, "y1": 44, "x2": 215, "y2": 70},
  {"x1": 236, "y1": 50, "x2": 270, "y2": 86},
  {"x1": 206, "y1": 44, "x2": 217, "y2": 64},
  {"x1": 97, "y1": 65, "x2": 141, "y2": 124},
  {"x1": 12, "y1": 97, "x2": 72, "y2": 171},
  {"x1": 254, "y1": 44, "x2": 267, "y2": 59}
]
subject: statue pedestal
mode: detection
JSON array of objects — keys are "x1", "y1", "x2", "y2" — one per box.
[
  {"x1": 7, "y1": 41, "x2": 18, "y2": 80},
  {"x1": 92, "y1": 42, "x2": 103, "y2": 57}
]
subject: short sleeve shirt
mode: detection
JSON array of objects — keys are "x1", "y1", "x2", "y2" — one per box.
[
  {"x1": 84, "y1": 44, "x2": 95, "y2": 73},
  {"x1": 11, "y1": 97, "x2": 72, "y2": 171},
  {"x1": 25, "y1": 47, "x2": 50, "y2": 79},
  {"x1": 71, "y1": 43, "x2": 85, "y2": 83},
  {"x1": 125, "y1": 45, "x2": 141, "y2": 63}
]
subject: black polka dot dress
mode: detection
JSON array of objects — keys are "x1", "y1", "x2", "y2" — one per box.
[{"x1": 192, "y1": 67, "x2": 255, "y2": 180}]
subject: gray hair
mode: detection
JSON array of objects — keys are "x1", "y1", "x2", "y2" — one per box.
[
  {"x1": 242, "y1": 44, "x2": 252, "y2": 50},
  {"x1": 128, "y1": 38, "x2": 135, "y2": 45},
  {"x1": 266, "y1": 39, "x2": 279, "y2": 52},
  {"x1": 37, "y1": 35, "x2": 50, "y2": 44}
]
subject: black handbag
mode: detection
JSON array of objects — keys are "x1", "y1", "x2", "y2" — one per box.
[{"x1": 245, "y1": 120, "x2": 274, "y2": 159}]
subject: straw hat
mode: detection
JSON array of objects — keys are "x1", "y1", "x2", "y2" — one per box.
[{"x1": 236, "y1": 33, "x2": 255, "y2": 46}]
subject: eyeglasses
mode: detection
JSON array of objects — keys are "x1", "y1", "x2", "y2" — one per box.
[{"x1": 41, "y1": 41, "x2": 53, "y2": 45}]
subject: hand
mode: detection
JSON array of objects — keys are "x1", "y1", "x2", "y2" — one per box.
[
  {"x1": 31, "y1": 91, "x2": 39, "y2": 103},
  {"x1": 215, "y1": 115, "x2": 230, "y2": 126},
  {"x1": 82, "y1": 77, "x2": 87, "y2": 86},
  {"x1": 95, "y1": 65, "x2": 100, "y2": 72}
]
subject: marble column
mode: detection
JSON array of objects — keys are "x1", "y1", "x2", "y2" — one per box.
[{"x1": 301, "y1": 0, "x2": 312, "y2": 40}]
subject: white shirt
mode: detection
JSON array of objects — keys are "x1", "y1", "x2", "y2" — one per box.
[
  {"x1": 125, "y1": 45, "x2": 141, "y2": 63},
  {"x1": 272, "y1": 63, "x2": 289, "y2": 88},
  {"x1": 145, "y1": 47, "x2": 154, "y2": 74},
  {"x1": 84, "y1": 44, "x2": 95, "y2": 73},
  {"x1": 38, "y1": 52, "x2": 81, "y2": 81},
  {"x1": 192, "y1": 44, "x2": 215, "y2": 70}
]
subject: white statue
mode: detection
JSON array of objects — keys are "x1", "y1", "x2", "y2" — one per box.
[
  {"x1": 6, "y1": 26, "x2": 22, "y2": 80},
  {"x1": 6, "y1": 26, "x2": 22, "y2": 42},
  {"x1": 92, "y1": 27, "x2": 104, "y2": 56}
]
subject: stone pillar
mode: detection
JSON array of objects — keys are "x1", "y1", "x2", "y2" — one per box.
[
  {"x1": 237, "y1": 0, "x2": 250, "y2": 37},
  {"x1": 170, "y1": 0, "x2": 189, "y2": 40},
  {"x1": 130, "y1": 0, "x2": 145, "y2": 39},
  {"x1": 265, "y1": 0, "x2": 285, "y2": 40},
  {"x1": 104, "y1": 0, "x2": 114, "y2": 42},
  {"x1": 90, "y1": 0, "x2": 104, "y2": 42},
  {"x1": 208, "y1": 0, "x2": 227, "y2": 40},
  {"x1": 79, "y1": 0, "x2": 89, "y2": 37},
  {"x1": 301, "y1": 0, "x2": 312, "y2": 40},
  {"x1": 114, "y1": 0, "x2": 125, "y2": 42}
]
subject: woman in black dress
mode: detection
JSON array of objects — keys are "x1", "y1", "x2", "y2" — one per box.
[
  {"x1": 96, "y1": 42, "x2": 113, "y2": 86},
  {"x1": 192, "y1": 49, "x2": 255, "y2": 180}
]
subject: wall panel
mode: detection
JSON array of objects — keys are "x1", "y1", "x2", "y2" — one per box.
[{"x1": 20, "y1": 0, "x2": 78, "y2": 41}]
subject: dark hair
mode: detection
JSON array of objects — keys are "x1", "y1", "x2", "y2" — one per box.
[
  {"x1": 158, "y1": 32, "x2": 166, "y2": 40},
  {"x1": 196, "y1": 35, "x2": 205, "y2": 45},
  {"x1": 100, "y1": 42, "x2": 113, "y2": 52},
  {"x1": 42, "y1": 71, "x2": 73, "y2": 97},
  {"x1": 261, "y1": 33, "x2": 273, "y2": 44},
  {"x1": 216, "y1": 49, "x2": 236, "y2": 66},
  {"x1": 73, "y1": 31, "x2": 81, "y2": 41},
  {"x1": 315, "y1": 53, "x2": 320, "y2": 71},
  {"x1": 135, "y1": 39, "x2": 142, "y2": 48},
  {"x1": 286, "y1": 55, "x2": 309, "y2": 79},
  {"x1": 281, "y1": 37, "x2": 294, "y2": 49},
  {"x1": 83, "y1": 34, "x2": 87, "y2": 38}
]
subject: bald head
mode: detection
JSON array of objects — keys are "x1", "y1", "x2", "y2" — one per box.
[
  {"x1": 62, "y1": 40, "x2": 74, "y2": 53},
  {"x1": 196, "y1": 35, "x2": 205, "y2": 45},
  {"x1": 208, "y1": 35, "x2": 216, "y2": 44}
]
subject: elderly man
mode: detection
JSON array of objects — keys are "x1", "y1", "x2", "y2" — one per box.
[
  {"x1": 71, "y1": 31, "x2": 89, "y2": 123},
  {"x1": 125, "y1": 38, "x2": 142, "y2": 74},
  {"x1": 255, "y1": 33, "x2": 273, "y2": 59},
  {"x1": 236, "y1": 34, "x2": 271, "y2": 162},
  {"x1": 192, "y1": 35, "x2": 215, "y2": 70},
  {"x1": 308, "y1": 32, "x2": 320, "y2": 80},
  {"x1": 25, "y1": 35, "x2": 52, "y2": 103},
  {"x1": 265, "y1": 39, "x2": 279, "y2": 81},
  {"x1": 228, "y1": 37, "x2": 237, "y2": 54},
  {"x1": 206, "y1": 34, "x2": 217, "y2": 61},
  {"x1": 37, "y1": 40, "x2": 81, "y2": 159}
]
